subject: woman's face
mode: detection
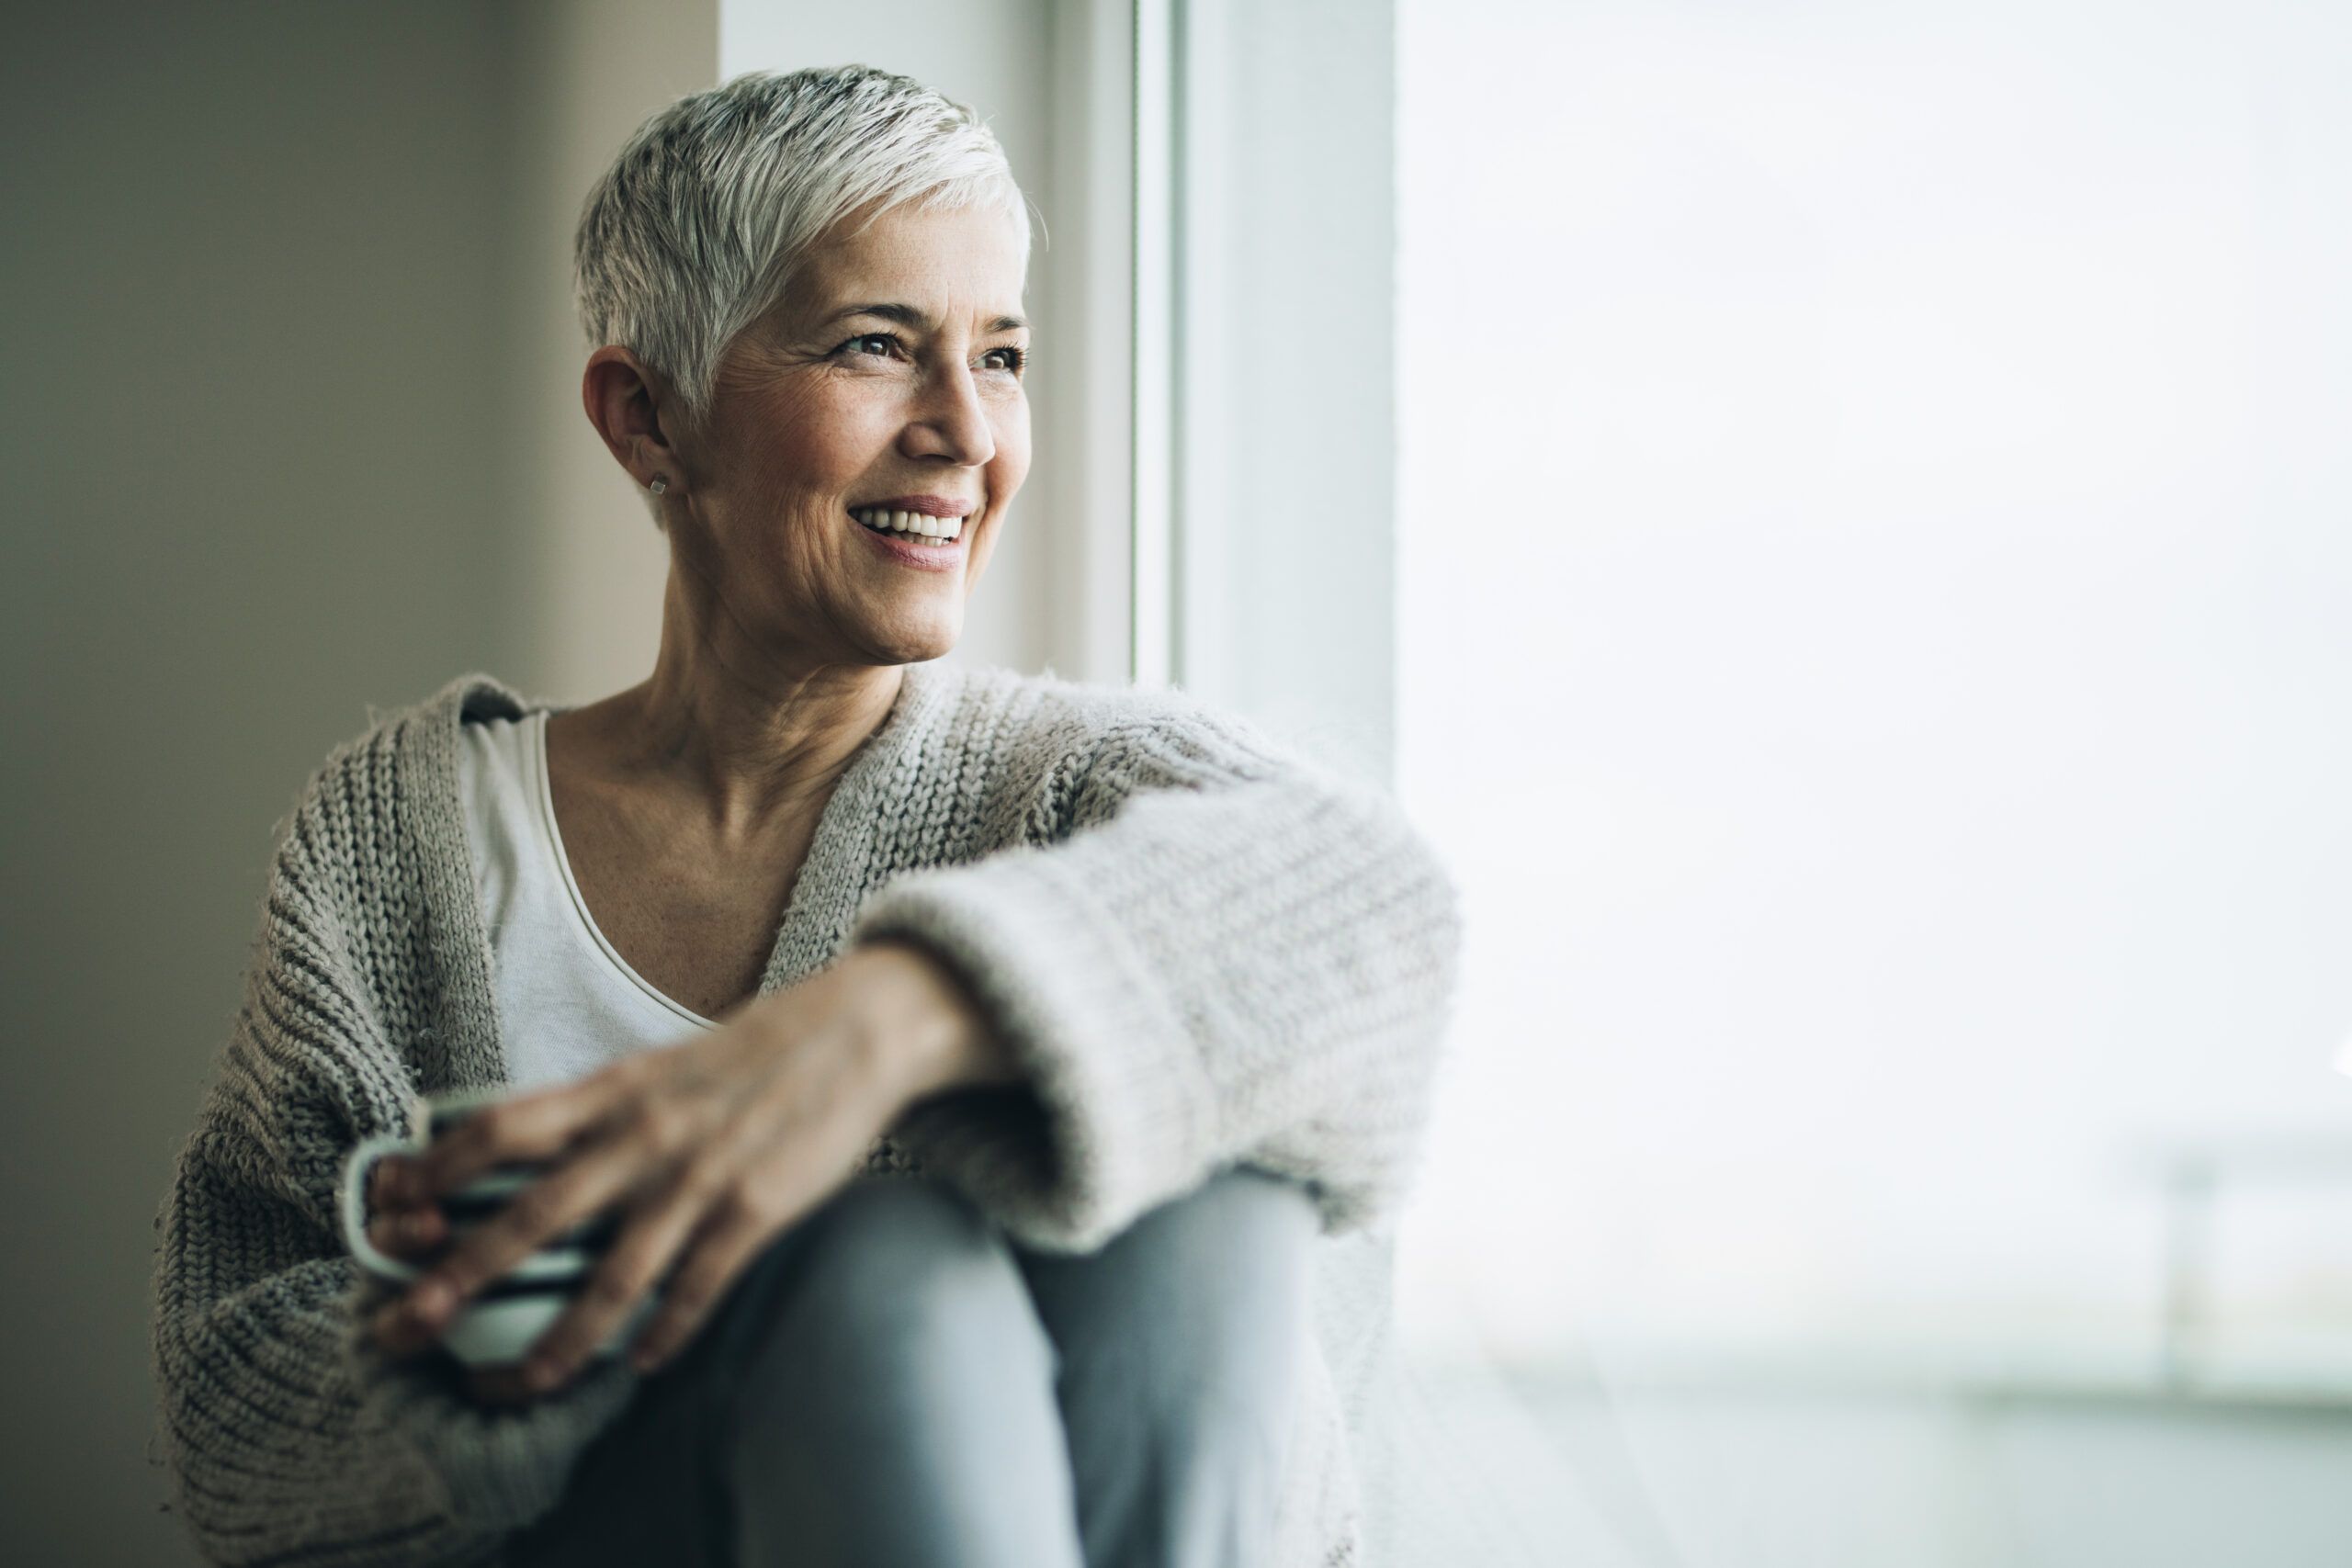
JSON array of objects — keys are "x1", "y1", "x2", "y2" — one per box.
[{"x1": 672, "y1": 198, "x2": 1032, "y2": 667}]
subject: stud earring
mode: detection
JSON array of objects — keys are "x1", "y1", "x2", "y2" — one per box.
[{"x1": 649, "y1": 474, "x2": 669, "y2": 495}]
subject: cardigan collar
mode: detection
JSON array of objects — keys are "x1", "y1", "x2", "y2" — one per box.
[{"x1": 391, "y1": 660, "x2": 964, "y2": 1095}]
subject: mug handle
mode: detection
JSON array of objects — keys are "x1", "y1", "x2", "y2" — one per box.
[{"x1": 339, "y1": 1131, "x2": 426, "y2": 1283}]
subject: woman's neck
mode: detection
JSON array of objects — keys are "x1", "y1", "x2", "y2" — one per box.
[{"x1": 568, "y1": 638, "x2": 905, "y2": 844}]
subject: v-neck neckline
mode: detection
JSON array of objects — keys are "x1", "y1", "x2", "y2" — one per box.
[
  {"x1": 401, "y1": 660, "x2": 959, "y2": 1094},
  {"x1": 528, "y1": 710, "x2": 718, "y2": 1032}
]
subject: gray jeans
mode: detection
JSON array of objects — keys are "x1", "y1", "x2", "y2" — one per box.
[{"x1": 502, "y1": 1167, "x2": 1319, "y2": 1568}]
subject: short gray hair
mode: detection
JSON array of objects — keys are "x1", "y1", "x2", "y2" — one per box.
[{"x1": 575, "y1": 65, "x2": 1032, "y2": 434}]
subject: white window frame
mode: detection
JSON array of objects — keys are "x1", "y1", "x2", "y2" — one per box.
[{"x1": 1090, "y1": 0, "x2": 1400, "y2": 788}]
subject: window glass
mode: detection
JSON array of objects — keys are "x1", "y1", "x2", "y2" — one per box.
[{"x1": 1393, "y1": 2, "x2": 2352, "y2": 1558}]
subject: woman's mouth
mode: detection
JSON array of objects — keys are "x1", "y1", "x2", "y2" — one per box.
[
  {"x1": 849, "y1": 505, "x2": 965, "y2": 544},
  {"x1": 848, "y1": 505, "x2": 967, "y2": 571}
]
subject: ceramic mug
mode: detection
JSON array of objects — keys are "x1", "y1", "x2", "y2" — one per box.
[{"x1": 338, "y1": 1085, "x2": 656, "y2": 1367}]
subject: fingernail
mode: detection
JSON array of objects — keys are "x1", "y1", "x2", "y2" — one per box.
[{"x1": 410, "y1": 1279, "x2": 453, "y2": 1323}]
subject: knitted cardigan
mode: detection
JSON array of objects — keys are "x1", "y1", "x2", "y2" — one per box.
[{"x1": 149, "y1": 659, "x2": 1464, "y2": 1567}]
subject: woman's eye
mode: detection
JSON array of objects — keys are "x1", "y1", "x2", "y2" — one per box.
[{"x1": 833, "y1": 333, "x2": 1024, "y2": 375}]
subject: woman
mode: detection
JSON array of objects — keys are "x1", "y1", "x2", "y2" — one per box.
[{"x1": 150, "y1": 65, "x2": 1462, "y2": 1568}]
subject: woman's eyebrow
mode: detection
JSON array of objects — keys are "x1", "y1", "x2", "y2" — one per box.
[{"x1": 822, "y1": 302, "x2": 1030, "y2": 333}]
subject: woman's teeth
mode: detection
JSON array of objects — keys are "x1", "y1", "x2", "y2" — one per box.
[{"x1": 852, "y1": 506, "x2": 964, "y2": 543}]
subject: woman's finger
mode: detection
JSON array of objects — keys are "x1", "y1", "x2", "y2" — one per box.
[
  {"x1": 401, "y1": 1145, "x2": 650, "y2": 1334},
  {"x1": 369, "y1": 1153, "x2": 423, "y2": 1211},
  {"x1": 413, "y1": 1065, "x2": 643, "y2": 1199},
  {"x1": 628, "y1": 1168, "x2": 839, "y2": 1372},
  {"x1": 513, "y1": 1163, "x2": 727, "y2": 1391},
  {"x1": 368, "y1": 1290, "x2": 440, "y2": 1359},
  {"x1": 466, "y1": 1363, "x2": 537, "y2": 1407},
  {"x1": 366, "y1": 1205, "x2": 447, "y2": 1261}
]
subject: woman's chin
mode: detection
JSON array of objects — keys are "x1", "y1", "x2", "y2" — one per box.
[{"x1": 856, "y1": 612, "x2": 962, "y2": 666}]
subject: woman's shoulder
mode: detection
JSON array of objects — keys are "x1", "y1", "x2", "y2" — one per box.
[
  {"x1": 947, "y1": 660, "x2": 1285, "y2": 756},
  {"x1": 938, "y1": 662, "x2": 1353, "y2": 821},
  {"x1": 271, "y1": 671, "x2": 541, "y2": 871}
]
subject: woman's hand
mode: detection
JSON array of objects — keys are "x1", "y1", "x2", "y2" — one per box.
[
  {"x1": 358, "y1": 1158, "x2": 544, "y2": 1406},
  {"x1": 364, "y1": 939, "x2": 1008, "y2": 1403}
]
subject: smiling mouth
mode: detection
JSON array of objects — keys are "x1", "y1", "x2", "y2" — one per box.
[{"x1": 849, "y1": 506, "x2": 967, "y2": 543}]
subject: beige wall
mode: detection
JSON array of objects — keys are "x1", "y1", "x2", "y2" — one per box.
[
  {"x1": 503, "y1": 0, "x2": 720, "y2": 704},
  {"x1": 0, "y1": 4, "x2": 711, "y2": 1560}
]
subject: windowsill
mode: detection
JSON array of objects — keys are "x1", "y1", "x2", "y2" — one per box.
[{"x1": 1419, "y1": 1326, "x2": 2352, "y2": 1411}]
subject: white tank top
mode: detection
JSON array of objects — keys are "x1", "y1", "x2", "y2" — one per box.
[{"x1": 455, "y1": 710, "x2": 717, "y2": 1092}]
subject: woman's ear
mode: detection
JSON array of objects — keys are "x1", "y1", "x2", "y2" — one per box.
[{"x1": 582, "y1": 346, "x2": 686, "y2": 494}]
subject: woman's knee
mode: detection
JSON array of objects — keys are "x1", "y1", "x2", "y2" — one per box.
[
  {"x1": 708, "y1": 1175, "x2": 1059, "y2": 1432},
  {"x1": 1024, "y1": 1167, "x2": 1318, "y2": 1418},
  {"x1": 1170, "y1": 1166, "x2": 1321, "y2": 1263}
]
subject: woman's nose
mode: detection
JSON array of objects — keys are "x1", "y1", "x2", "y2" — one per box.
[{"x1": 903, "y1": 363, "x2": 997, "y2": 468}]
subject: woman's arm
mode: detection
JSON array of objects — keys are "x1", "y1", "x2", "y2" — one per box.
[
  {"x1": 845, "y1": 694, "x2": 1465, "y2": 1256},
  {"x1": 860, "y1": 935, "x2": 1026, "y2": 1100},
  {"x1": 149, "y1": 770, "x2": 639, "y2": 1564}
]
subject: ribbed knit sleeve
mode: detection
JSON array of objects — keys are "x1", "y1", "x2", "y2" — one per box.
[
  {"x1": 847, "y1": 692, "x2": 1464, "y2": 1256},
  {"x1": 150, "y1": 762, "x2": 636, "y2": 1567}
]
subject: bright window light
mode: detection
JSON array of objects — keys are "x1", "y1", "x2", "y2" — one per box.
[{"x1": 1392, "y1": 0, "x2": 2352, "y2": 1384}]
